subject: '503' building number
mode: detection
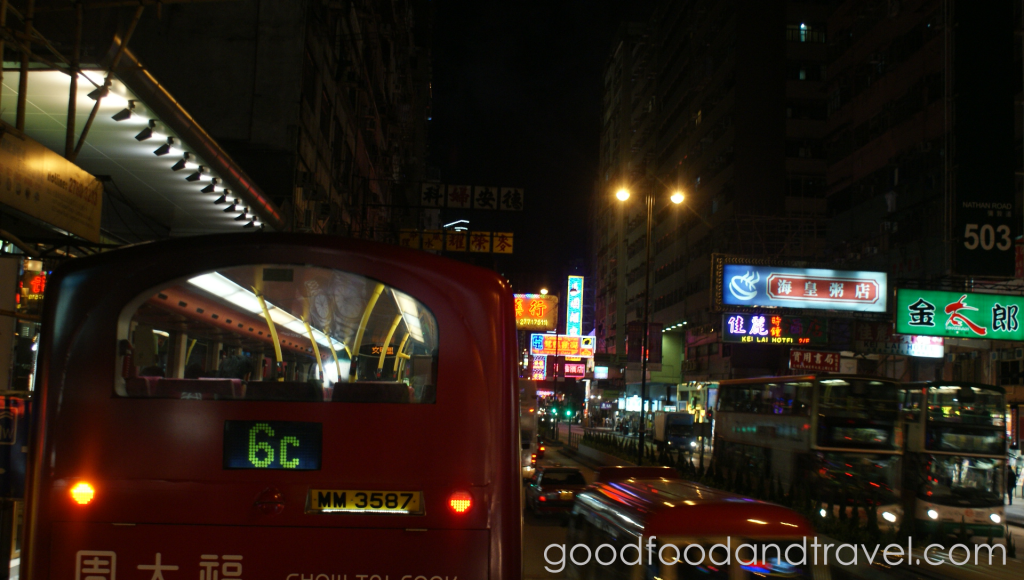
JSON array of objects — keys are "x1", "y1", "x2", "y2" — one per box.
[{"x1": 963, "y1": 223, "x2": 1012, "y2": 251}]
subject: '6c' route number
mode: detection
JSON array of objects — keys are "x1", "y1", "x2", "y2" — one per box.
[{"x1": 248, "y1": 422, "x2": 301, "y2": 468}]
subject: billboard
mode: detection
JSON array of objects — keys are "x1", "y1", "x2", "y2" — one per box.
[
  {"x1": 722, "y1": 313, "x2": 828, "y2": 345},
  {"x1": 513, "y1": 293, "x2": 559, "y2": 331},
  {"x1": 530, "y1": 334, "x2": 596, "y2": 357},
  {"x1": 566, "y1": 276, "x2": 584, "y2": 336},
  {"x1": 789, "y1": 349, "x2": 841, "y2": 373},
  {"x1": 530, "y1": 355, "x2": 547, "y2": 380},
  {"x1": 854, "y1": 320, "x2": 943, "y2": 358},
  {"x1": 719, "y1": 264, "x2": 886, "y2": 312},
  {"x1": 895, "y1": 288, "x2": 1024, "y2": 341}
]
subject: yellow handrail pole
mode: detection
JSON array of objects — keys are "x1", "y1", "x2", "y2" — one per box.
[
  {"x1": 254, "y1": 288, "x2": 285, "y2": 381},
  {"x1": 303, "y1": 318, "x2": 326, "y2": 382},
  {"x1": 393, "y1": 332, "x2": 411, "y2": 372},
  {"x1": 350, "y1": 283, "x2": 385, "y2": 379},
  {"x1": 185, "y1": 338, "x2": 197, "y2": 366},
  {"x1": 323, "y1": 325, "x2": 343, "y2": 383},
  {"x1": 378, "y1": 315, "x2": 403, "y2": 370}
]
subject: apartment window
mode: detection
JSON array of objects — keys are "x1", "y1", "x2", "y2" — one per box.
[{"x1": 786, "y1": 23, "x2": 825, "y2": 43}]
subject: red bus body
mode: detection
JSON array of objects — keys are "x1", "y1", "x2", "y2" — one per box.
[{"x1": 24, "y1": 234, "x2": 521, "y2": 580}]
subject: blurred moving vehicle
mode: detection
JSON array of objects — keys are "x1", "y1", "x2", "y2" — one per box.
[
  {"x1": 525, "y1": 466, "x2": 587, "y2": 515},
  {"x1": 653, "y1": 411, "x2": 698, "y2": 450},
  {"x1": 566, "y1": 472, "x2": 827, "y2": 580},
  {"x1": 901, "y1": 381, "x2": 1006, "y2": 539}
]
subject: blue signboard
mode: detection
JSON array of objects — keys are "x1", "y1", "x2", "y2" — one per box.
[{"x1": 720, "y1": 264, "x2": 887, "y2": 313}]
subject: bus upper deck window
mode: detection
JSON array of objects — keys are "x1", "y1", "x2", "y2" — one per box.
[{"x1": 116, "y1": 265, "x2": 438, "y2": 403}]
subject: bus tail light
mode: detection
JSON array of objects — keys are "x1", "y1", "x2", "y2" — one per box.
[
  {"x1": 530, "y1": 453, "x2": 537, "y2": 465},
  {"x1": 70, "y1": 482, "x2": 95, "y2": 505},
  {"x1": 449, "y1": 491, "x2": 472, "y2": 514}
]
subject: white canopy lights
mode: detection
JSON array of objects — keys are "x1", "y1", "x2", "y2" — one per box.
[
  {"x1": 187, "y1": 272, "x2": 346, "y2": 352},
  {"x1": 111, "y1": 94, "x2": 261, "y2": 229},
  {"x1": 662, "y1": 322, "x2": 688, "y2": 333}
]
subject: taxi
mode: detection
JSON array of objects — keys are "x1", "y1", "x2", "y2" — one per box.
[{"x1": 525, "y1": 466, "x2": 587, "y2": 515}]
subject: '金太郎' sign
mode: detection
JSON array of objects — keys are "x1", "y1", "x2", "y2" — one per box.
[
  {"x1": 513, "y1": 294, "x2": 559, "y2": 331},
  {"x1": 722, "y1": 313, "x2": 828, "y2": 345},
  {"x1": 895, "y1": 289, "x2": 1024, "y2": 341},
  {"x1": 713, "y1": 256, "x2": 887, "y2": 313},
  {"x1": 530, "y1": 334, "x2": 595, "y2": 357}
]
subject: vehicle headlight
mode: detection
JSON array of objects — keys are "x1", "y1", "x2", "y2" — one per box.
[
  {"x1": 819, "y1": 509, "x2": 827, "y2": 518},
  {"x1": 990, "y1": 514, "x2": 1001, "y2": 523},
  {"x1": 690, "y1": 441, "x2": 697, "y2": 447},
  {"x1": 882, "y1": 511, "x2": 897, "y2": 523},
  {"x1": 927, "y1": 509, "x2": 939, "y2": 520}
]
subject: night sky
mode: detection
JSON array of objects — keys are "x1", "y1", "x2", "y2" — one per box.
[{"x1": 429, "y1": 1, "x2": 658, "y2": 287}]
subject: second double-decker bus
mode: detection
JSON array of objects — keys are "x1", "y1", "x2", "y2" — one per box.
[
  {"x1": 901, "y1": 381, "x2": 1006, "y2": 538},
  {"x1": 24, "y1": 233, "x2": 520, "y2": 580},
  {"x1": 715, "y1": 375, "x2": 904, "y2": 526}
]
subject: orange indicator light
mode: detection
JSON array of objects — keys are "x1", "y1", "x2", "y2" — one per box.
[{"x1": 71, "y1": 482, "x2": 95, "y2": 505}]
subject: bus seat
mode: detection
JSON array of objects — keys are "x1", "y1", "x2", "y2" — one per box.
[
  {"x1": 332, "y1": 381, "x2": 412, "y2": 403},
  {"x1": 245, "y1": 381, "x2": 323, "y2": 402},
  {"x1": 151, "y1": 378, "x2": 243, "y2": 400},
  {"x1": 125, "y1": 376, "x2": 159, "y2": 397}
]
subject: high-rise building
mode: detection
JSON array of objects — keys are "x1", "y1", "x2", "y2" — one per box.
[{"x1": 592, "y1": 0, "x2": 835, "y2": 384}]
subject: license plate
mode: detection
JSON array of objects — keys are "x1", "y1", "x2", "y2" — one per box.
[
  {"x1": 308, "y1": 489, "x2": 423, "y2": 514},
  {"x1": 559, "y1": 491, "x2": 573, "y2": 501}
]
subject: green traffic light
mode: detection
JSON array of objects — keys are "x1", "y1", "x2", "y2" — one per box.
[{"x1": 565, "y1": 410, "x2": 571, "y2": 417}]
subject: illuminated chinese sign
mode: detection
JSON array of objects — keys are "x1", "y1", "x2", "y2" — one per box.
[
  {"x1": 564, "y1": 362, "x2": 586, "y2": 378},
  {"x1": 531, "y1": 355, "x2": 548, "y2": 380},
  {"x1": 895, "y1": 288, "x2": 1024, "y2": 341},
  {"x1": 530, "y1": 334, "x2": 596, "y2": 357},
  {"x1": 713, "y1": 256, "x2": 887, "y2": 313},
  {"x1": 566, "y1": 275, "x2": 584, "y2": 336},
  {"x1": 789, "y1": 349, "x2": 841, "y2": 373},
  {"x1": 513, "y1": 293, "x2": 559, "y2": 331},
  {"x1": 722, "y1": 313, "x2": 828, "y2": 345},
  {"x1": 854, "y1": 321, "x2": 944, "y2": 358}
]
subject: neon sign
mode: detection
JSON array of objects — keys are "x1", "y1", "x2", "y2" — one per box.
[
  {"x1": 566, "y1": 276, "x2": 584, "y2": 335},
  {"x1": 530, "y1": 334, "x2": 596, "y2": 357},
  {"x1": 513, "y1": 293, "x2": 559, "y2": 331},
  {"x1": 896, "y1": 288, "x2": 1024, "y2": 341},
  {"x1": 531, "y1": 355, "x2": 547, "y2": 380},
  {"x1": 721, "y1": 313, "x2": 828, "y2": 345}
]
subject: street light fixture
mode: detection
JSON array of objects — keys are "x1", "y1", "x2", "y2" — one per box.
[
  {"x1": 616, "y1": 185, "x2": 684, "y2": 465},
  {"x1": 540, "y1": 288, "x2": 548, "y2": 295}
]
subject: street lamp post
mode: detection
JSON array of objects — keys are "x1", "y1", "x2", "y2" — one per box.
[{"x1": 617, "y1": 186, "x2": 683, "y2": 466}]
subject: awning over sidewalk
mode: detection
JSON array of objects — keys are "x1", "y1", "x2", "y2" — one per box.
[{"x1": 1, "y1": 65, "x2": 283, "y2": 241}]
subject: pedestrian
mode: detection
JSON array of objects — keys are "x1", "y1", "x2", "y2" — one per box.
[{"x1": 1010, "y1": 467, "x2": 1018, "y2": 505}]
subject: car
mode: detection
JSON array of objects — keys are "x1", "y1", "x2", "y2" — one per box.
[
  {"x1": 525, "y1": 466, "x2": 588, "y2": 515},
  {"x1": 536, "y1": 441, "x2": 547, "y2": 460}
]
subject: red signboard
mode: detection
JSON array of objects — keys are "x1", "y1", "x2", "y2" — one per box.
[
  {"x1": 766, "y1": 274, "x2": 880, "y2": 306},
  {"x1": 564, "y1": 362, "x2": 586, "y2": 378},
  {"x1": 529, "y1": 334, "x2": 596, "y2": 357},
  {"x1": 788, "y1": 348, "x2": 841, "y2": 372}
]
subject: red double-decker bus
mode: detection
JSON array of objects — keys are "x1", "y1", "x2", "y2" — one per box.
[{"x1": 24, "y1": 234, "x2": 520, "y2": 579}]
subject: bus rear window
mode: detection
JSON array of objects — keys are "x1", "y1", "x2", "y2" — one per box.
[{"x1": 116, "y1": 265, "x2": 438, "y2": 403}]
